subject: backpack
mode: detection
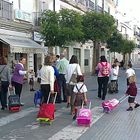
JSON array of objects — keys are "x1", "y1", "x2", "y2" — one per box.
[{"x1": 100, "y1": 62, "x2": 109, "y2": 76}]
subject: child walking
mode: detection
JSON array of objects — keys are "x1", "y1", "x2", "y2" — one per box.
[
  {"x1": 72, "y1": 75, "x2": 88, "y2": 120},
  {"x1": 28, "y1": 70, "x2": 35, "y2": 91},
  {"x1": 109, "y1": 63, "x2": 118, "y2": 93},
  {"x1": 125, "y1": 75, "x2": 140, "y2": 111},
  {"x1": 126, "y1": 63, "x2": 135, "y2": 86}
]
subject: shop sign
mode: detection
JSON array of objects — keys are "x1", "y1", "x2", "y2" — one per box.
[{"x1": 15, "y1": 9, "x2": 32, "y2": 22}]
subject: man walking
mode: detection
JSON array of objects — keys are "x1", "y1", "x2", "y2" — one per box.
[{"x1": 56, "y1": 53, "x2": 69, "y2": 102}]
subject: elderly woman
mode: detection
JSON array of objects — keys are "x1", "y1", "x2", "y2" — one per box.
[
  {"x1": 40, "y1": 55, "x2": 55, "y2": 103},
  {"x1": 0, "y1": 57, "x2": 11, "y2": 110}
]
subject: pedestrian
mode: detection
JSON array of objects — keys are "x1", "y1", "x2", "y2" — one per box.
[
  {"x1": 125, "y1": 75, "x2": 140, "y2": 111},
  {"x1": 52, "y1": 55, "x2": 61, "y2": 103},
  {"x1": 40, "y1": 55, "x2": 55, "y2": 103},
  {"x1": 11, "y1": 57, "x2": 29, "y2": 106},
  {"x1": 126, "y1": 63, "x2": 135, "y2": 86},
  {"x1": 54, "y1": 55, "x2": 60, "y2": 66},
  {"x1": 65, "y1": 55, "x2": 82, "y2": 112},
  {"x1": 28, "y1": 70, "x2": 35, "y2": 91},
  {"x1": 109, "y1": 63, "x2": 118, "y2": 93},
  {"x1": 114, "y1": 60, "x2": 120, "y2": 93},
  {"x1": 96, "y1": 55, "x2": 111, "y2": 100},
  {"x1": 72, "y1": 75, "x2": 88, "y2": 120},
  {"x1": 56, "y1": 53, "x2": 69, "y2": 103},
  {"x1": 0, "y1": 56, "x2": 11, "y2": 110}
]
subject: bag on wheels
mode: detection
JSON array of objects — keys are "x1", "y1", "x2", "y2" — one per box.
[
  {"x1": 37, "y1": 92, "x2": 57, "y2": 121},
  {"x1": 8, "y1": 88, "x2": 21, "y2": 112}
]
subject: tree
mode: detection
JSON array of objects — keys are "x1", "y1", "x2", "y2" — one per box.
[
  {"x1": 59, "y1": 9, "x2": 84, "y2": 45},
  {"x1": 82, "y1": 12, "x2": 116, "y2": 74},
  {"x1": 40, "y1": 10, "x2": 60, "y2": 47},
  {"x1": 121, "y1": 39, "x2": 136, "y2": 65},
  {"x1": 107, "y1": 31, "x2": 124, "y2": 58},
  {"x1": 40, "y1": 9, "x2": 83, "y2": 52}
]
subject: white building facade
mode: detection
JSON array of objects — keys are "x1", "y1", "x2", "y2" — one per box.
[{"x1": 32, "y1": 0, "x2": 116, "y2": 73}]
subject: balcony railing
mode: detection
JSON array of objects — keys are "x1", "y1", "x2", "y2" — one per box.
[
  {"x1": 0, "y1": 0, "x2": 13, "y2": 20},
  {"x1": 32, "y1": 12, "x2": 42, "y2": 26},
  {"x1": 87, "y1": 0, "x2": 95, "y2": 11}
]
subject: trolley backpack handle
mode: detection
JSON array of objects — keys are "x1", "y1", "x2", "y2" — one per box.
[
  {"x1": 47, "y1": 92, "x2": 57, "y2": 104},
  {"x1": 81, "y1": 100, "x2": 91, "y2": 109},
  {"x1": 8, "y1": 87, "x2": 16, "y2": 96},
  {"x1": 119, "y1": 95, "x2": 129, "y2": 104}
]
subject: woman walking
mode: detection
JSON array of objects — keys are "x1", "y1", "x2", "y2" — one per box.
[
  {"x1": 65, "y1": 55, "x2": 82, "y2": 113},
  {"x1": 40, "y1": 55, "x2": 55, "y2": 103},
  {"x1": 96, "y1": 55, "x2": 111, "y2": 100},
  {"x1": 0, "y1": 57, "x2": 11, "y2": 110}
]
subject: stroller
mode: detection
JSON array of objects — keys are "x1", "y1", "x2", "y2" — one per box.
[
  {"x1": 108, "y1": 81, "x2": 117, "y2": 94},
  {"x1": 76, "y1": 100, "x2": 92, "y2": 127},
  {"x1": 37, "y1": 92, "x2": 57, "y2": 125}
]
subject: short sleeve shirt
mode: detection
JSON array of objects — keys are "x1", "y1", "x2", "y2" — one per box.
[
  {"x1": 126, "y1": 68, "x2": 135, "y2": 78},
  {"x1": 73, "y1": 82, "x2": 88, "y2": 93}
]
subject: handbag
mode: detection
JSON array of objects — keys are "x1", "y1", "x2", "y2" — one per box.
[{"x1": 69, "y1": 65, "x2": 78, "y2": 84}]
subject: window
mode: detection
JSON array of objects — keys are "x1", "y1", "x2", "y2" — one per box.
[{"x1": 0, "y1": 0, "x2": 13, "y2": 20}]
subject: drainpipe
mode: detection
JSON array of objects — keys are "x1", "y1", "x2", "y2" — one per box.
[{"x1": 53, "y1": 0, "x2": 55, "y2": 11}]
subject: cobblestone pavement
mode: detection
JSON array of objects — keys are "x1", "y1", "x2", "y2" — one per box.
[{"x1": 0, "y1": 66, "x2": 140, "y2": 140}]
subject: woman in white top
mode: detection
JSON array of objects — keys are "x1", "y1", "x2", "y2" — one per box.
[
  {"x1": 65, "y1": 55, "x2": 82, "y2": 112},
  {"x1": 126, "y1": 63, "x2": 135, "y2": 86},
  {"x1": 40, "y1": 56, "x2": 55, "y2": 103}
]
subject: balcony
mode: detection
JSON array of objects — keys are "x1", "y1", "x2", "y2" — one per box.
[
  {"x1": 0, "y1": 0, "x2": 13, "y2": 20},
  {"x1": 87, "y1": 0, "x2": 95, "y2": 11},
  {"x1": 32, "y1": 12, "x2": 42, "y2": 27}
]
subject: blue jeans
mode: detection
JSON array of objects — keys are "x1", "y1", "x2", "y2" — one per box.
[{"x1": 58, "y1": 74, "x2": 67, "y2": 101}]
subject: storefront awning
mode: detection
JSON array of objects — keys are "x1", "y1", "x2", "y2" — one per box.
[{"x1": 0, "y1": 34, "x2": 45, "y2": 54}]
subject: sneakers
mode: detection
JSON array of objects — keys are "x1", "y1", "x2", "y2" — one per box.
[
  {"x1": 20, "y1": 102, "x2": 24, "y2": 106},
  {"x1": 30, "y1": 89, "x2": 35, "y2": 91},
  {"x1": 134, "y1": 103, "x2": 140, "y2": 108},
  {"x1": 126, "y1": 107, "x2": 133, "y2": 111},
  {"x1": 72, "y1": 114, "x2": 77, "y2": 120}
]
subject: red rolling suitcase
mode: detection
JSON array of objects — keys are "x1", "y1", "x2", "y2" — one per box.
[{"x1": 37, "y1": 92, "x2": 57, "y2": 124}]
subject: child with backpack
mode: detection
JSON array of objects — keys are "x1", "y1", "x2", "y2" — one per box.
[
  {"x1": 72, "y1": 75, "x2": 88, "y2": 120},
  {"x1": 125, "y1": 75, "x2": 140, "y2": 111}
]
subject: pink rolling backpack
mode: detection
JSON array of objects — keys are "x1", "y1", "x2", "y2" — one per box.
[
  {"x1": 102, "y1": 95, "x2": 128, "y2": 113},
  {"x1": 76, "y1": 100, "x2": 92, "y2": 127}
]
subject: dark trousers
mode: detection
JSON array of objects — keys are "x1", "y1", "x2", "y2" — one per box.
[
  {"x1": 12, "y1": 81, "x2": 22, "y2": 99},
  {"x1": 41, "y1": 84, "x2": 50, "y2": 103},
  {"x1": 0, "y1": 81, "x2": 9, "y2": 108},
  {"x1": 97, "y1": 76, "x2": 109, "y2": 100},
  {"x1": 58, "y1": 74, "x2": 67, "y2": 101}
]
